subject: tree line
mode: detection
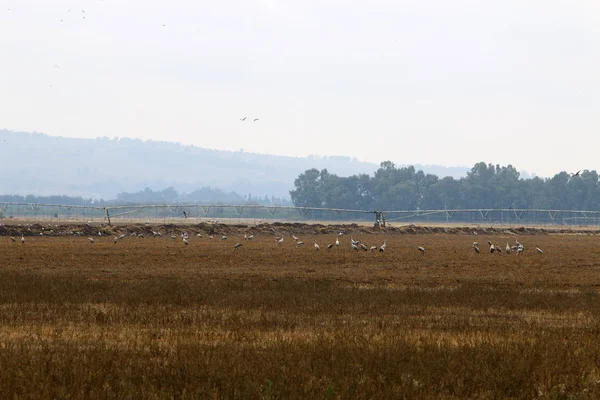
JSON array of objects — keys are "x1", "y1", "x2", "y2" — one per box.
[{"x1": 290, "y1": 162, "x2": 600, "y2": 211}]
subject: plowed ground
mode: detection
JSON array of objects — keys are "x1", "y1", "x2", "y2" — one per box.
[{"x1": 1, "y1": 232, "x2": 600, "y2": 399}]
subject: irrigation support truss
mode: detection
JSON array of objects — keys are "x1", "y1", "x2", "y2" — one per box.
[{"x1": 1, "y1": 203, "x2": 600, "y2": 227}]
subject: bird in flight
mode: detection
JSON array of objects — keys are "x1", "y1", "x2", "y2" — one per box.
[
  {"x1": 240, "y1": 117, "x2": 247, "y2": 121},
  {"x1": 570, "y1": 170, "x2": 581, "y2": 177},
  {"x1": 253, "y1": 118, "x2": 259, "y2": 122}
]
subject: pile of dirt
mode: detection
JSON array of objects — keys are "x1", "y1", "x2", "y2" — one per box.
[{"x1": 1, "y1": 221, "x2": 599, "y2": 237}]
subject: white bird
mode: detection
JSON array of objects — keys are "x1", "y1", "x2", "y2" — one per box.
[
  {"x1": 209, "y1": 235, "x2": 214, "y2": 239},
  {"x1": 183, "y1": 237, "x2": 189, "y2": 245},
  {"x1": 88, "y1": 237, "x2": 94, "y2": 243},
  {"x1": 489, "y1": 244, "x2": 495, "y2": 253},
  {"x1": 113, "y1": 236, "x2": 118, "y2": 244},
  {"x1": 20, "y1": 235, "x2": 25, "y2": 244},
  {"x1": 506, "y1": 243, "x2": 511, "y2": 254},
  {"x1": 196, "y1": 233, "x2": 202, "y2": 237},
  {"x1": 221, "y1": 235, "x2": 227, "y2": 240},
  {"x1": 536, "y1": 245, "x2": 543, "y2": 254},
  {"x1": 233, "y1": 242, "x2": 243, "y2": 251},
  {"x1": 327, "y1": 243, "x2": 334, "y2": 250},
  {"x1": 171, "y1": 235, "x2": 177, "y2": 239},
  {"x1": 338, "y1": 232, "x2": 344, "y2": 236},
  {"x1": 379, "y1": 241, "x2": 386, "y2": 252},
  {"x1": 296, "y1": 241, "x2": 304, "y2": 246},
  {"x1": 369, "y1": 246, "x2": 377, "y2": 252},
  {"x1": 119, "y1": 234, "x2": 126, "y2": 239},
  {"x1": 292, "y1": 234, "x2": 298, "y2": 241},
  {"x1": 351, "y1": 242, "x2": 359, "y2": 251},
  {"x1": 487, "y1": 240, "x2": 492, "y2": 246},
  {"x1": 246, "y1": 235, "x2": 254, "y2": 240},
  {"x1": 335, "y1": 238, "x2": 340, "y2": 247},
  {"x1": 473, "y1": 245, "x2": 480, "y2": 254},
  {"x1": 351, "y1": 237, "x2": 360, "y2": 246},
  {"x1": 277, "y1": 237, "x2": 284, "y2": 245},
  {"x1": 516, "y1": 246, "x2": 524, "y2": 255},
  {"x1": 314, "y1": 241, "x2": 320, "y2": 251},
  {"x1": 98, "y1": 231, "x2": 102, "y2": 236},
  {"x1": 360, "y1": 243, "x2": 368, "y2": 251},
  {"x1": 10, "y1": 236, "x2": 16, "y2": 242},
  {"x1": 473, "y1": 242, "x2": 478, "y2": 247},
  {"x1": 418, "y1": 246, "x2": 425, "y2": 254}
]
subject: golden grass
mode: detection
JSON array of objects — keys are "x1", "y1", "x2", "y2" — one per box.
[{"x1": 1, "y1": 233, "x2": 600, "y2": 398}]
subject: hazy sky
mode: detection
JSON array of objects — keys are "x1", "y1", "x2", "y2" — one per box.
[{"x1": 1, "y1": 0, "x2": 599, "y2": 177}]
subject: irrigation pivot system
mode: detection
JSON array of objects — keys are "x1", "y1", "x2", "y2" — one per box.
[{"x1": 1, "y1": 202, "x2": 600, "y2": 228}]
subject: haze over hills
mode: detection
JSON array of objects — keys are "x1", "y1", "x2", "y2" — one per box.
[{"x1": 0, "y1": 129, "x2": 474, "y2": 200}]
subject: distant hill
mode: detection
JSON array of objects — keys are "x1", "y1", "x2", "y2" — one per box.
[{"x1": 0, "y1": 129, "x2": 471, "y2": 199}]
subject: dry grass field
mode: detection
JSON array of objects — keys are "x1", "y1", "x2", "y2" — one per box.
[{"x1": 1, "y1": 229, "x2": 600, "y2": 399}]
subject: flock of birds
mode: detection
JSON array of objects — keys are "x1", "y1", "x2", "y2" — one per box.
[
  {"x1": 472, "y1": 239, "x2": 543, "y2": 255},
  {"x1": 7, "y1": 227, "x2": 545, "y2": 257}
]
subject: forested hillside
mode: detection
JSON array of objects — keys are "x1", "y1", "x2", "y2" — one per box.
[
  {"x1": 290, "y1": 162, "x2": 599, "y2": 211},
  {"x1": 1, "y1": 130, "x2": 469, "y2": 199}
]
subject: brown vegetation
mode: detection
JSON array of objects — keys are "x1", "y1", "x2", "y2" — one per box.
[{"x1": 1, "y1": 231, "x2": 600, "y2": 398}]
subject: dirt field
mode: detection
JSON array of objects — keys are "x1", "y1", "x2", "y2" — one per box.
[{"x1": 1, "y1": 225, "x2": 600, "y2": 398}]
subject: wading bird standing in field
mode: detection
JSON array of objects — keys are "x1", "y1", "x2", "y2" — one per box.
[
  {"x1": 360, "y1": 243, "x2": 368, "y2": 251},
  {"x1": 88, "y1": 237, "x2": 94, "y2": 243},
  {"x1": 221, "y1": 235, "x2": 227, "y2": 240},
  {"x1": 489, "y1": 244, "x2": 495, "y2": 253},
  {"x1": 506, "y1": 243, "x2": 511, "y2": 254},
  {"x1": 10, "y1": 236, "x2": 15, "y2": 242},
  {"x1": 277, "y1": 237, "x2": 284, "y2": 245},
  {"x1": 314, "y1": 241, "x2": 320, "y2": 251},
  {"x1": 516, "y1": 246, "x2": 524, "y2": 255},
  {"x1": 113, "y1": 236, "x2": 118, "y2": 244},
  {"x1": 351, "y1": 242, "x2": 359, "y2": 251},
  {"x1": 183, "y1": 237, "x2": 189, "y2": 245},
  {"x1": 335, "y1": 238, "x2": 340, "y2": 247},
  {"x1": 292, "y1": 234, "x2": 298, "y2": 241},
  {"x1": 379, "y1": 241, "x2": 386, "y2": 252},
  {"x1": 296, "y1": 241, "x2": 304, "y2": 246},
  {"x1": 418, "y1": 246, "x2": 425, "y2": 254},
  {"x1": 119, "y1": 234, "x2": 126, "y2": 240},
  {"x1": 369, "y1": 246, "x2": 377, "y2": 252},
  {"x1": 536, "y1": 245, "x2": 543, "y2": 254},
  {"x1": 473, "y1": 244, "x2": 480, "y2": 254},
  {"x1": 21, "y1": 235, "x2": 25, "y2": 244},
  {"x1": 233, "y1": 243, "x2": 243, "y2": 251},
  {"x1": 327, "y1": 243, "x2": 334, "y2": 250}
]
